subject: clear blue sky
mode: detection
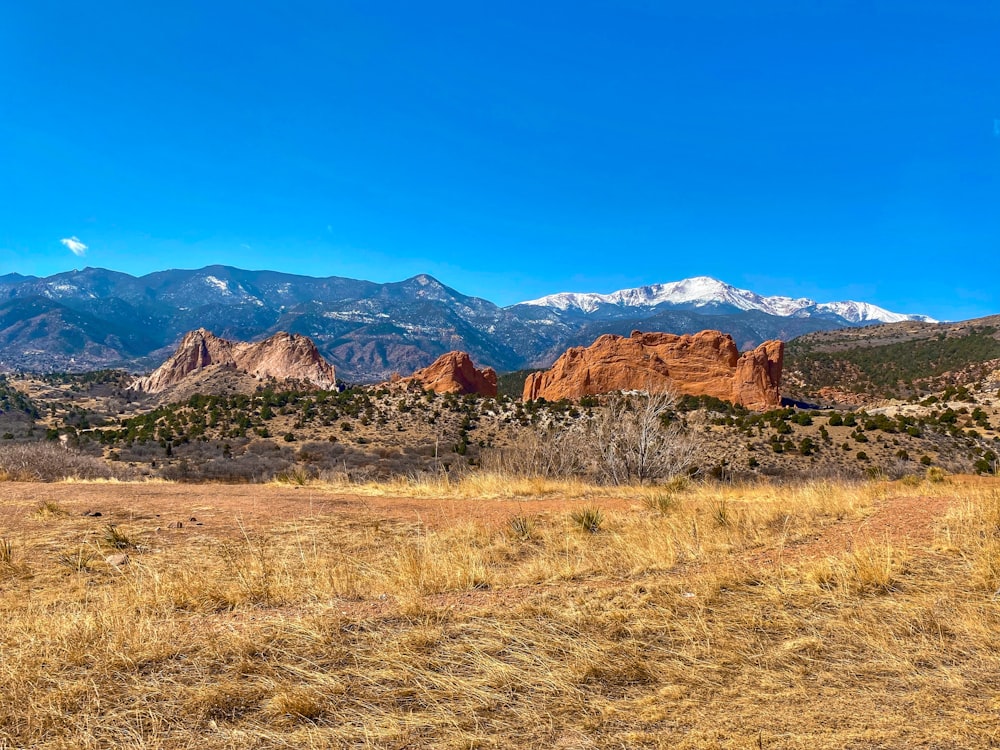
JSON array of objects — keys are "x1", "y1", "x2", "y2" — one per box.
[{"x1": 2, "y1": 1, "x2": 998, "y2": 320}]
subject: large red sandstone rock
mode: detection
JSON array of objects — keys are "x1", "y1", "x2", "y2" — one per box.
[
  {"x1": 132, "y1": 329, "x2": 336, "y2": 394},
  {"x1": 522, "y1": 330, "x2": 783, "y2": 410},
  {"x1": 396, "y1": 351, "x2": 498, "y2": 397}
]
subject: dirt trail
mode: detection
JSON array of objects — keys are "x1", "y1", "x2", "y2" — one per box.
[{"x1": 757, "y1": 490, "x2": 957, "y2": 568}]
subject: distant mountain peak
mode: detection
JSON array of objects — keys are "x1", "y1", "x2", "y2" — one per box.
[{"x1": 517, "y1": 276, "x2": 936, "y2": 325}]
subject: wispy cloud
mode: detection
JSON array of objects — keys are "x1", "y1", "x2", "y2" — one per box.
[{"x1": 60, "y1": 236, "x2": 88, "y2": 257}]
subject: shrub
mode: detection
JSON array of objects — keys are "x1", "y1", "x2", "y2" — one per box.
[
  {"x1": 570, "y1": 507, "x2": 603, "y2": 534},
  {"x1": 481, "y1": 426, "x2": 589, "y2": 479},
  {"x1": 0, "y1": 442, "x2": 117, "y2": 482},
  {"x1": 926, "y1": 466, "x2": 947, "y2": 483},
  {"x1": 102, "y1": 524, "x2": 137, "y2": 550},
  {"x1": 973, "y1": 455, "x2": 997, "y2": 475},
  {"x1": 643, "y1": 492, "x2": 678, "y2": 515},
  {"x1": 506, "y1": 514, "x2": 538, "y2": 541},
  {"x1": 593, "y1": 390, "x2": 700, "y2": 485}
]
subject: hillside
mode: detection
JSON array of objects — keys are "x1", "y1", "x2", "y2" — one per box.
[
  {"x1": 3, "y1": 368, "x2": 997, "y2": 483},
  {"x1": 784, "y1": 316, "x2": 1000, "y2": 404}
]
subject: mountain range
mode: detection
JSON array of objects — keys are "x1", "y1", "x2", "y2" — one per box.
[
  {"x1": 520, "y1": 276, "x2": 935, "y2": 325},
  {"x1": 0, "y1": 266, "x2": 936, "y2": 380}
]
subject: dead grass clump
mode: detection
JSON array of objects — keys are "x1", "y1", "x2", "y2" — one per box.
[
  {"x1": 35, "y1": 499, "x2": 70, "y2": 517},
  {"x1": 808, "y1": 541, "x2": 906, "y2": 595},
  {"x1": 941, "y1": 488, "x2": 1000, "y2": 593},
  {"x1": 392, "y1": 525, "x2": 497, "y2": 594},
  {"x1": 643, "y1": 491, "x2": 679, "y2": 515},
  {"x1": 262, "y1": 685, "x2": 327, "y2": 725},
  {"x1": 273, "y1": 464, "x2": 314, "y2": 486},
  {"x1": 218, "y1": 530, "x2": 278, "y2": 606}
]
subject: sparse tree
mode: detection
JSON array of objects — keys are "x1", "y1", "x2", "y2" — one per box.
[{"x1": 593, "y1": 389, "x2": 700, "y2": 485}]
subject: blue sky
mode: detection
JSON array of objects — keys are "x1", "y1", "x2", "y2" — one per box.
[{"x1": 2, "y1": 1, "x2": 998, "y2": 320}]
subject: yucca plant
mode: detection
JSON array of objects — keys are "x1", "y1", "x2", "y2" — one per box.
[
  {"x1": 507, "y1": 513, "x2": 538, "y2": 541},
  {"x1": 570, "y1": 506, "x2": 603, "y2": 534},
  {"x1": 57, "y1": 547, "x2": 95, "y2": 572},
  {"x1": 102, "y1": 524, "x2": 136, "y2": 550},
  {"x1": 644, "y1": 492, "x2": 678, "y2": 515}
]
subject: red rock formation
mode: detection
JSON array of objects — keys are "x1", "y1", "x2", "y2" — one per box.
[
  {"x1": 132, "y1": 328, "x2": 336, "y2": 394},
  {"x1": 523, "y1": 330, "x2": 782, "y2": 410},
  {"x1": 397, "y1": 351, "x2": 498, "y2": 397}
]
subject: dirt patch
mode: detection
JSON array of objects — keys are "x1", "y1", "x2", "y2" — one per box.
[
  {"x1": 0, "y1": 481, "x2": 637, "y2": 535},
  {"x1": 757, "y1": 489, "x2": 959, "y2": 568}
]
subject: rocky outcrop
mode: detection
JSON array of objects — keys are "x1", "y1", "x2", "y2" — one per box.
[
  {"x1": 132, "y1": 329, "x2": 336, "y2": 394},
  {"x1": 733, "y1": 339, "x2": 784, "y2": 409},
  {"x1": 394, "y1": 351, "x2": 498, "y2": 397},
  {"x1": 523, "y1": 330, "x2": 783, "y2": 410}
]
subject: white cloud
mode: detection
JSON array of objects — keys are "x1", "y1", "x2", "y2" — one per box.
[{"x1": 60, "y1": 236, "x2": 88, "y2": 256}]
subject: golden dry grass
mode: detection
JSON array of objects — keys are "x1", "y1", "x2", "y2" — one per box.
[{"x1": 1, "y1": 477, "x2": 999, "y2": 748}]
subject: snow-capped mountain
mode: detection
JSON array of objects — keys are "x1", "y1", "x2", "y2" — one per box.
[
  {"x1": 0, "y1": 267, "x2": 943, "y2": 377},
  {"x1": 518, "y1": 276, "x2": 936, "y2": 324},
  {"x1": 810, "y1": 301, "x2": 933, "y2": 325}
]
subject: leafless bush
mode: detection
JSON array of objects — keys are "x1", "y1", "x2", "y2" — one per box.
[
  {"x1": 483, "y1": 390, "x2": 701, "y2": 485},
  {"x1": 0, "y1": 442, "x2": 117, "y2": 482},
  {"x1": 593, "y1": 390, "x2": 700, "y2": 485},
  {"x1": 883, "y1": 459, "x2": 918, "y2": 481},
  {"x1": 481, "y1": 426, "x2": 590, "y2": 478},
  {"x1": 163, "y1": 453, "x2": 294, "y2": 483}
]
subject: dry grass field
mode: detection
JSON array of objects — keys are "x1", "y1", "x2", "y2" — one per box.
[{"x1": 2, "y1": 474, "x2": 999, "y2": 748}]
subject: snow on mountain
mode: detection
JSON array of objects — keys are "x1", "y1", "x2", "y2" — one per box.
[
  {"x1": 518, "y1": 276, "x2": 936, "y2": 324},
  {"x1": 813, "y1": 301, "x2": 936, "y2": 324}
]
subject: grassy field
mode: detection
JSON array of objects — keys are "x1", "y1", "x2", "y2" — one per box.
[{"x1": 1, "y1": 475, "x2": 999, "y2": 748}]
